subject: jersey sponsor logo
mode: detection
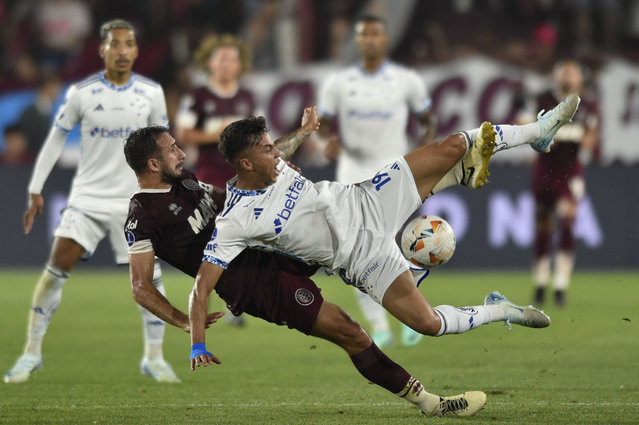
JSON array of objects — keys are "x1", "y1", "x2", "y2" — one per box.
[
  {"x1": 89, "y1": 126, "x2": 135, "y2": 138},
  {"x1": 126, "y1": 231, "x2": 135, "y2": 247},
  {"x1": 134, "y1": 87, "x2": 146, "y2": 95},
  {"x1": 371, "y1": 172, "x2": 391, "y2": 191},
  {"x1": 273, "y1": 174, "x2": 306, "y2": 235},
  {"x1": 360, "y1": 261, "x2": 380, "y2": 284},
  {"x1": 347, "y1": 109, "x2": 393, "y2": 120},
  {"x1": 182, "y1": 179, "x2": 200, "y2": 191},
  {"x1": 205, "y1": 228, "x2": 218, "y2": 253},
  {"x1": 169, "y1": 203, "x2": 183, "y2": 215},
  {"x1": 295, "y1": 288, "x2": 314, "y2": 306},
  {"x1": 125, "y1": 219, "x2": 138, "y2": 231},
  {"x1": 454, "y1": 307, "x2": 478, "y2": 315},
  {"x1": 187, "y1": 192, "x2": 217, "y2": 234},
  {"x1": 91, "y1": 88, "x2": 103, "y2": 95}
]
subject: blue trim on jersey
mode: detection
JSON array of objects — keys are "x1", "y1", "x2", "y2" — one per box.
[
  {"x1": 202, "y1": 255, "x2": 229, "y2": 269},
  {"x1": 227, "y1": 184, "x2": 267, "y2": 197},
  {"x1": 221, "y1": 191, "x2": 244, "y2": 217},
  {"x1": 414, "y1": 98, "x2": 433, "y2": 116},
  {"x1": 54, "y1": 122, "x2": 72, "y2": 133},
  {"x1": 357, "y1": 60, "x2": 390, "y2": 78},
  {"x1": 98, "y1": 72, "x2": 135, "y2": 92}
]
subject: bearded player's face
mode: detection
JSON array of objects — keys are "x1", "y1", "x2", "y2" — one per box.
[{"x1": 156, "y1": 132, "x2": 186, "y2": 184}]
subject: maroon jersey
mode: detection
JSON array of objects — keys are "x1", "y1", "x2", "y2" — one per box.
[
  {"x1": 180, "y1": 86, "x2": 255, "y2": 187},
  {"x1": 125, "y1": 170, "x2": 322, "y2": 334},
  {"x1": 532, "y1": 90, "x2": 598, "y2": 201},
  {"x1": 126, "y1": 170, "x2": 219, "y2": 277}
]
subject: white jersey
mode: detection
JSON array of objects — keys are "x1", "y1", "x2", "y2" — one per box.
[
  {"x1": 204, "y1": 159, "x2": 363, "y2": 271},
  {"x1": 204, "y1": 157, "x2": 423, "y2": 302},
  {"x1": 318, "y1": 61, "x2": 431, "y2": 183},
  {"x1": 30, "y1": 72, "x2": 168, "y2": 210}
]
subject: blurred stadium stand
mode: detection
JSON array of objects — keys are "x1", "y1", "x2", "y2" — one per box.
[{"x1": 1, "y1": 0, "x2": 637, "y2": 267}]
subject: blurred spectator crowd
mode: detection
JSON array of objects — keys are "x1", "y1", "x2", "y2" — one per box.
[{"x1": 1, "y1": 0, "x2": 639, "y2": 163}]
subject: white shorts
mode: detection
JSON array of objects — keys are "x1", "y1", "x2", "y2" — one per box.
[
  {"x1": 54, "y1": 202, "x2": 129, "y2": 264},
  {"x1": 341, "y1": 156, "x2": 423, "y2": 303}
]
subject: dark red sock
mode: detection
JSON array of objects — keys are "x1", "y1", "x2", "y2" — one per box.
[
  {"x1": 350, "y1": 343, "x2": 411, "y2": 394},
  {"x1": 535, "y1": 227, "x2": 552, "y2": 259}
]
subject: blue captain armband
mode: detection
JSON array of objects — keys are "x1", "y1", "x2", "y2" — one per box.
[{"x1": 190, "y1": 343, "x2": 212, "y2": 360}]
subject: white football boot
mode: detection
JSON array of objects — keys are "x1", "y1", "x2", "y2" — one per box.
[
  {"x1": 4, "y1": 353, "x2": 43, "y2": 383},
  {"x1": 484, "y1": 291, "x2": 551, "y2": 329},
  {"x1": 141, "y1": 358, "x2": 181, "y2": 383},
  {"x1": 425, "y1": 391, "x2": 487, "y2": 417},
  {"x1": 531, "y1": 93, "x2": 581, "y2": 153},
  {"x1": 461, "y1": 121, "x2": 496, "y2": 189}
]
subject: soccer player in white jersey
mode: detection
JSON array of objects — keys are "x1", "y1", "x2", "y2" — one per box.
[
  {"x1": 317, "y1": 15, "x2": 437, "y2": 348},
  {"x1": 4, "y1": 19, "x2": 179, "y2": 384},
  {"x1": 189, "y1": 94, "x2": 580, "y2": 371}
]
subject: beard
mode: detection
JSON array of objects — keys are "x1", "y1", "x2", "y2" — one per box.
[{"x1": 160, "y1": 166, "x2": 184, "y2": 185}]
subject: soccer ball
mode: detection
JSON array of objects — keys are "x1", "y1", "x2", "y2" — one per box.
[{"x1": 401, "y1": 215, "x2": 456, "y2": 269}]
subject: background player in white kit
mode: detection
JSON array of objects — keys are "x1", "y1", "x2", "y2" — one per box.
[
  {"x1": 317, "y1": 15, "x2": 437, "y2": 348},
  {"x1": 189, "y1": 94, "x2": 581, "y2": 368},
  {"x1": 5, "y1": 19, "x2": 179, "y2": 384}
]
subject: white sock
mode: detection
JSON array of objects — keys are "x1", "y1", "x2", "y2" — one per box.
[
  {"x1": 493, "y1": 123, "x2": 540, "y2": 152},
  {"x1": 554, "y1": 250, "x2": 574, "y2": 291},
  {"x1": 433, "y1": 304, "x2": 504, "y2": 335},
  {"x1": 140, "y1": 260, "x2": 166, "y2": 359},
  {"x1": 397, "y1": 377, "x2": 441, "y2": 414},
  {"x1": 533, "y1": 255, "x2": 551, "y2": 288},
  {"x1": 24, "y1": 265, "x2": 69, "y2": 356},
  {"x1": 355, "y1": 289, "x2": 390, "y2": 333}
]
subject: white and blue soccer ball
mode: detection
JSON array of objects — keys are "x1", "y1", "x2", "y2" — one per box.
[{"x1": 401, "y1": 215, "x2": 456, "y2": 269}]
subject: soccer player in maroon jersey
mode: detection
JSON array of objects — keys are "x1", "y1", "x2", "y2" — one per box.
[
  {"x1": 175, "y1": 34, "x2": 255, "y2": 188},
  {"x1": 520, "y1": 60, "x2": 599, "y2": 307},
  {"x1": 123, "y1": 108, "x2": 488, "y2": 417}
]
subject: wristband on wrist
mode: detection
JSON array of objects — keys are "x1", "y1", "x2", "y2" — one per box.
[{"x1": 190, "y1": 342, "x2": 212, "y2": 360}]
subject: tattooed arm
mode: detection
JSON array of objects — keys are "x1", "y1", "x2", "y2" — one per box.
[{"x1": 274, "y1": 106, "x2": 321, "y2": 161}]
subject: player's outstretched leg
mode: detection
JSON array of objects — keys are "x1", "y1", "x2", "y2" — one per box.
[
  {"x1": 530, "y1": 93, "x2": 581, "y2": 153},
  {"x1": 426, "y1": 94, "x2": 581, "y2": 197},
  {"x1": 311, "y1": 301, "x2": 485, "y2": 417},
  {"x1": 484, "y1": 291, "x2": 551, "y2": 328}
]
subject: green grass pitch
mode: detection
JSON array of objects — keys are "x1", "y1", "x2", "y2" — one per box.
[{"x1": 0, "y1": 268, "x2": 637, "y2": 424}]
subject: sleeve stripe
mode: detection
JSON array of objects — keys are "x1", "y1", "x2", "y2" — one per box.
[
  {"x1": 54, "y1": 122, "x2": 72, "y2": 133},
  {"x1": 202, "y1": 255, "x2": 229, "y2": 269}
]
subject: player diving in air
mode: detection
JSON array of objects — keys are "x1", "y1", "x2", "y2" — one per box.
[{"x1": 188, "y1": 96, "x2": 580, "y2": 394}]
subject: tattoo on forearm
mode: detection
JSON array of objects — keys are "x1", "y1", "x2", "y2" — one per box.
[{"x1": 277, "y1": 127, "x2": 313, "y2": 160}]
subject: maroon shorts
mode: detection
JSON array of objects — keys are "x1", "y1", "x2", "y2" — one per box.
[
  {"x1": 533, "y1": 167, "x2": 583, "y2": 209},
  {"x1": 215, "y1": 249, "x2": 322, "y2": 335}
]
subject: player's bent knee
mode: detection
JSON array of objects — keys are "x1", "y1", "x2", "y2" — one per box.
[{"x1": 409, "y1": 314, "x2": 441, "y2": 336}]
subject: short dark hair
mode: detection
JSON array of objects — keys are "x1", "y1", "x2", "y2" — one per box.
[
  {"x1": 219, "y1": 116, "x2": 269, "y2": 163},
  {"x1": 124, "y1": 126, "x2": 167, "y2": 174},
  {"x1": 355, "y1": 14, "x2": 386, "y2": 28},
  {"x1": 100, "y1": 19, "x2": 136, "y2": 43}
]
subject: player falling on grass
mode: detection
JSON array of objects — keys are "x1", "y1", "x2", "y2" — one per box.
[
  {"x1": 316, "y1": 14, "x2": 437, "y2": 349},
  {"x1": 123, "y1": 109, "x2": 484, "y2": 417},
  {"x1": 189, "y1": 95, "x2": 581, "y2": 374},
  {"x1": 4, "y1": 19, "x2": 179, "y2": 384}
]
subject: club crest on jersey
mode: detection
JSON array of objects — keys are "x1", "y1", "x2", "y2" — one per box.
[
  {"x1": 295, "y1": 288, "x2": 314, "y2": 306},
  {"x1": 182, "y1": 179, "x2": 200, "y2": 191},
  {"x1": 126, "y1": 231, "x2": 135, "y2": 247},
  {"x1": 169, "y1": 203, "x2": 183, "y2": 215}
]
